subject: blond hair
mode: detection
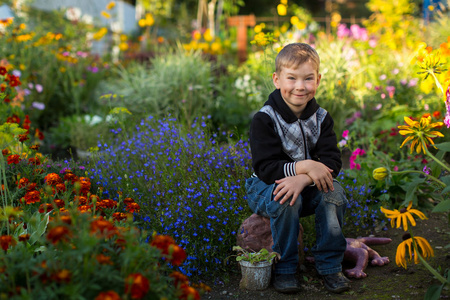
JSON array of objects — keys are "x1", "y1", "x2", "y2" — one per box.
[{"x1": 275, "y1": 43, "x2": 320, "y2": 74}]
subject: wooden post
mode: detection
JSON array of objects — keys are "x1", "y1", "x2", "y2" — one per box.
[{"x1": 227, "y1": 15, "x2": 256, "y2": 64}]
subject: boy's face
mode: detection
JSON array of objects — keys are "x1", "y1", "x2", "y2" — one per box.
[{"x1": 272, "y1": 61, "x2": 321, "y2": 118}]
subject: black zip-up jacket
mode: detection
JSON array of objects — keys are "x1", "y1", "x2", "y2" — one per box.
[{"x1": 249, "y1": 89, "x2": 342, "y2": 185}]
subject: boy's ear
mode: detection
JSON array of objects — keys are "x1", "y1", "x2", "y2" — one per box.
[
  {"x1": 272, "y1": 72, "x2": 280, "y2": 89},
  {"x1": 316, "y1": 73, "x2": 322, "y2": 86}
]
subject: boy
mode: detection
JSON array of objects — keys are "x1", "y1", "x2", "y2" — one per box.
[{"x1": 245, "y1": 43, "x2": 349, "y2": 294}]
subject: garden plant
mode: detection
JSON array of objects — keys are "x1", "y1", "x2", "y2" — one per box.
[{"x1": 1, "y1": 0, "x2": 450, "y2": 299}]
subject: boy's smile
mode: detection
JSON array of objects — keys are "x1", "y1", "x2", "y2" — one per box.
[{"x1": 272, "y1": 61, "x2": 321, "y2": 118}]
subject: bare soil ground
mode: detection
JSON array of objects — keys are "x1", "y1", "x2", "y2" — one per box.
[{"x1": 203, "y1": 212, "x2": 450, "y2": 300}]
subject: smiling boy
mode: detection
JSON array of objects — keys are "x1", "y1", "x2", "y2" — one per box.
[{"x1": 245, "y1": 43, "x2": 350, "y2": 294}]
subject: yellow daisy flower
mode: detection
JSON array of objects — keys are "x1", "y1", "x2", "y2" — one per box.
[
  {"x1": 380, "y1": 202, "x2": 427, "y2": 231},
  {"x1": 398, "y1": 116, "x2": 444, "y2": 154},
  {"x1": 396, "y1": 235, "x2": 434, "y2": 269}
]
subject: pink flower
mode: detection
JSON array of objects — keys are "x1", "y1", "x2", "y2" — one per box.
[{"x1": 342, "y1": 130, "x2": 349, "y2": 139}]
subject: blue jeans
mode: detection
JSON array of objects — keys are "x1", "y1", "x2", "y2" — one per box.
[{"x1": 245, "y1": 176, "x2": 348, "y2": 275}]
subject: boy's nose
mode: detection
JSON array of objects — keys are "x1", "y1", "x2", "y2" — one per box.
[{"x1": 295, "y1": 81, "x2": 305, "y2": 90}]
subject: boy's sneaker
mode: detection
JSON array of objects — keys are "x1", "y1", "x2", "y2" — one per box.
[
  {"x1": 272, "y1": 273, "x2": 301, "y2": 294},
  {"x1": 322, "y1": 272, "x2": 350, "y2": 293}
]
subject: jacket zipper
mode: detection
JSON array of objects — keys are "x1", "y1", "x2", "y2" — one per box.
[{"x1": 298, "y1": 120, "x2": 308, "y2": 159}]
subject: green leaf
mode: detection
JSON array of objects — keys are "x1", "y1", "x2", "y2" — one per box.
[
  {"x1": 402, "y1": 179, "x2": 424, "y2": 206},
  {"x1": 424, "y1": 284, "x2": 443, "y2": 300},
  {"x1": 432, "y1": 199, "x2": 450, "y2": 213},
  {"x1": 434, "y1": 142, "x2": 450, "y2": 152}
]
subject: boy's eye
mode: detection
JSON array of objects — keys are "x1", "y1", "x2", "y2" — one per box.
[{"x1": 288, "y1": 77, "x2": 295, "y2": 80}]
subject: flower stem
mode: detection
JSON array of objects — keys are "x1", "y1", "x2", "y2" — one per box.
[
  {"x1": 409, "y1": 230, "x2": 448, "y2": 285},
  {"x1": 425, "y1": 148, "x2": 450, "y2": 173},
  {"x1": 391, "y1": 170, "x2": 446, "y2": 187}
]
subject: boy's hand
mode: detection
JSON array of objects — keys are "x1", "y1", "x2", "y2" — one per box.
[
  {"x1": 305, "y1": 161, "x2": 334, "y2": 192},
  {"x1": 273, "y1": 174, "x2": 312, "y2": 206},
  {"x1": 295, "y1": 160, "x2": 334, "y2": 192}
]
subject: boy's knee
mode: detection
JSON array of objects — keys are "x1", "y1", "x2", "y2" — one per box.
[{"x1": 322, "y1": 181, "x2": 347, "y2": 207}]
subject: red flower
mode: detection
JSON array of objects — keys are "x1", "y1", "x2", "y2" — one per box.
[
  {"x1": 18, "y1": 134, "x2": 29, "y2": 142},
  {"x1": 170, "y1": 271, "x2": 189, "y2": 287},
  {"x1": 178, "y1": 283, "x2": 200, "y2": 300},
  {"x1": 90, "y1": 217, "x2": 117, "y2": 238},
  {"x1": 30, "y1": 144, "x2": 40, "y2": 151},
  {"x1": 125, "y1": 202, "x2": 140, "y2": 213},
  {"x1": 18, "y1": 177, "x2": 30, "y2": 188},
  {"x1": 22, "y1": 190, "x2": 41, "y2": 205},
  {"x1": 27, "y1": 182, "x2": 37, "y2": 191},
  {"x1": 55, "y1": 183, "x2": 66, "y2": 193},
  {"x1": 150, "y1": 235, "x2": 176, "y2": 255},
  {"x1": 46, "y1": 226, "x2": 72, "y2": 244},
  {"x1": 7, "y1": 154, "x2": 20, "y2": 164},
  {"x1": 95, "y1": 291, "x2": 121, "y2": 300},
  {"x1": 75, "y1": 177, "x2": 91, "y2": 195},
  {"x1": 44, "y1": 173, "x2": 63, "y2": 186},
  {"x1": 64, "y1": 171, "x2": 78, "y2": 184},
  {"x1": 35, "y1": 128, "x2": 44, "y2": 140},
  {"x1": 123, "y1": 197, "x2": 135, "y2": 205},
  {"x1": 18, "y1": 234, "x2": 30, "y2": 242},
  {"x1": 125, "y1": 273, "x2": 150, "y2": 299},
  {"x1": 51, "y1": 269, "x2": 71, "y2": 283},
  {"x1": 96, "y1": 254, "x2": 113, "y2": 265},
  {"x1": 38, "y1": 203, "x2": 54, "y2": 213},
  {"x1": 112, "y1": 212, "x2": 128, "y2": 222},
  {"x1": 6, "y1": 114, "x2": 20, "y2": 124},
  {"x1": 0, "y1": 66, "x2": 6, "y2": 75},
  {"x1": 0, "y1": 235, "x2": 16, "y2": 251},
  {"x1": 53, "y1": 199, "x2": 65, "y2": 208},
  {"x1": 2, "y1": 149, "x2": 10, "y2": 156},
  {"x1": 28, "y1": 156, "x2": 41, "y2": 165},
  {"x1": 433, "y1": 110, "x2": 442, "y2": 119},
  {"x1": 169, "y1": 244, "x2": 187, "y2": 266}
]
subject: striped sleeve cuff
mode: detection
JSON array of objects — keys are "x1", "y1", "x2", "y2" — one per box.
[{"x1": 283, "y1": 162, "x2": 297, "y2": 177}]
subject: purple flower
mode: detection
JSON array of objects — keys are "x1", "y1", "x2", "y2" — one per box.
[
  {"x1": 35, "y1": 84, "x2": 43, "y2": 93},
  {"x1": 32, "y1": 102, "x2": 45, "y2": 110}
]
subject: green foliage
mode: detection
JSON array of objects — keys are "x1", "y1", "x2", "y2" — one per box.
[
  {"x1": 96, "y1": 47, "x2": 213, "y2": 127},
  {"x1": 229, "y1": 246, "x2": 279, "y2": 264}
]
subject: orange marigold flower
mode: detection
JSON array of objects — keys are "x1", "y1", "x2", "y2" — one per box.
[
  {"x1": 35, "y1": 128, "x2": 44, "y2": 140},
  {"x1": 22, "y1": 190, "x2": 41, "y2": 205},
  {"x1": 55, "y1": 183, "x2": 66, "y2": 193},
  {"x1": 125, "y1": 273, "x2": 150, "y2": 299},
  {"x1": 98, "y1": 199, "x2": 118, "y2": 208},
  {"x1": 0, "y1": 66, "x2": 7, "y2": 75},
  {"x1": 178, "y1": 284, "x2": 200, "y2": 300},
  {"x1": 18, "y1": 234, "x2": 30, "y2": 242},
  {"x1": 78, "y1": 205, "x2": 92, "y2": 213},
  {"x1": 59, "y1": 214, "x2": 72, "y2": 225},
  {"x1": 0, "y1": 235, "x2": 17, "y2": 251},
  {"x1": 18, "y1": 177, "x2": 30, "y2": 188},
  {"x1": 53, "y1": 199, "x2": 65, "y2": 208},
  {"x1": 6, "y1": 114, "x2": 20, "y2": 124},
  {"x1": 18, "y1": 134, "x2": 29, "y2": 142},
  {"x1": 75, "y1": 177, "x2": 91, "y2": 195},
  {"x1": 170, "y1": 271, "x2": 189, "y2": 287},
  {"x1": 432, "y1": 110, "x2": 442, "y2": 119},
  {"x1": 2, "y1": 149, "x2": 11, "y2": 156},
  {"x1": 44, "y1": 173, "x2": 63, "y2": 186},
  {"x1": 38, "y1": 203, "x2": 54, "y2": 213},
  {"x1": 7, "y1": 154, "x2": 20, "y2": 164},
  {"x1": 123, "y1": 197, "x2": 135, "y2": 205},
  {"x1": 51, "y1": 269, "x2": 71, "y2": 283},
  {"x1": 27, "y1": 182, "x2": 37, "y2": 191},
  {"x1": 64, "y1": 171, "x2": 78, "y2": 184},
  {"x1": 95, "y1": 291, "x2": 121, "y2": 300},
  {"x1": 125, "y1": 202, "x2": 140, "y2": 213},
  {"x1": 30, "y1": 144, "x2": 40, "y2": 151},
  {"x1": 28, "y1": 156, "x2": 41, "y2": 165},
  {"x1": 150, "y1": 235, "x2": 176, "y2": 255},
  {"x1": 46, "y1": 226, "x2": 72, "y2": 244},
  {"x1": 90, "y1": 217, "x2": 117, "y2": 238},
  {"x1": 75, "y1": 195, "x2": 89, "y2": 205},
  {"x1": 96, "y1": 254, "x2": 114, "y2": 265},
  {"x1": 112, "y1": 212, "x2": 128, "y2": 222},
  {"x1": 169, "y1": 244, "x2": 187, "y2": 266}
]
